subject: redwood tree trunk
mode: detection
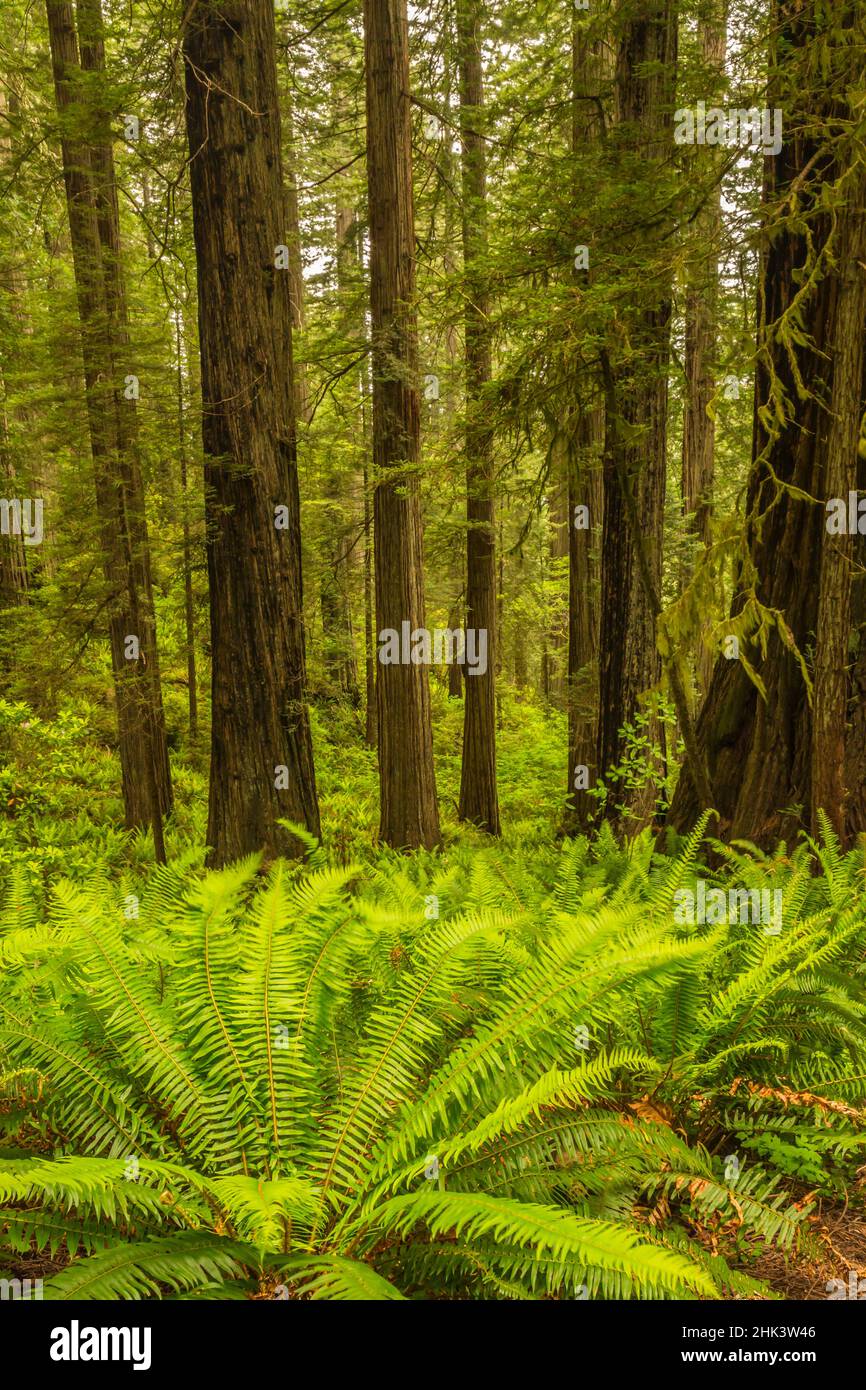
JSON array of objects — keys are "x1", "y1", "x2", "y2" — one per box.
[
  {"x1": 681, "y1": 5, "x2": 725, "y2": 700},
  {"x1": 364, "y1": 0, "x2": 440, "y2": 849},
  {"x1": 565, "y1": 18, "x2": 606, "y2": 833},
  {"x1": 320, "y1": 197, "x2": 360, "y2": 703},
  {"x1": 457, "y1": 0, "x2": 499, "y2": 835},
  {"x1": 0, "y1": 83, "x2": 31, "y2": 611},
  {"x1": 810, "y1": 178, "x2": 866, "y2": 838},
  {"x1": 46, "y1": 0, "x2": 171, "y2": 850},
  {"x1": 669, "y1": 0, "x2": 866, "y2": 849},
  {"x1": 184, "y1": 0, "x2": 320, "y2": 865},
  {"x1": 596, "y1": 0, "x2": 678, "y2": 833}
]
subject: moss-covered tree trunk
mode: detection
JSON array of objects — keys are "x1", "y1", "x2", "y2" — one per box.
[{"x1": 669, "y1": 0, "x2": 866, "y2": 848}]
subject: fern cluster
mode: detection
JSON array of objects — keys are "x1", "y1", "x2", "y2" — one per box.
[{"x1": 0, "y1": 815, "x2": 864, "y2": 1300}]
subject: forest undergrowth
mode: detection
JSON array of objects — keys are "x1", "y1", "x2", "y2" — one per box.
[{"x1": 1, "y1": 691, "x2": 864, "y2": 1302}]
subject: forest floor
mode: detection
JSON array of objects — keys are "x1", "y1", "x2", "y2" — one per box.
[
  {"x1": 742, "y1": 1202, "x2": 866, "y2": 1300},
  {"x1": 7, "y1": 1204, "x2": 864, "y2": 1300}
]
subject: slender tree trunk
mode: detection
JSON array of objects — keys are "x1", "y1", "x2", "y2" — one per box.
[
  {"x1": 46, "y1": 0, "x2": 171, "y2": 853},
  {"x1": 363, "y1": 455, "x2": 377, "y2": 747},
  {"x1": 281, "y1": 84, "x2": 312, "y2": 428},
  {"x1": 442, "y1": 38, "x2": 464, "y2": 683},
  {"x1": 175, "y1": 304, "x2": 198, "y2": 741},
  {"x1": 183, "y1": 0, "x2": 320, "y2": 865},
  {"x1": 565, "y1": 18, "x2": 606, "y2": 832},
  {"x1": 0, "y1": 83, "x2": 31, "y2": 609},
  {"x1": 681, "y1": 4, "x2": 726, "y2": 699},
  {"x1": 456, "y1": 0, "x2": 499, "y2": 835},
  {"x1": 448, "y1": 596, "x2": 464, "y2": 697},
  {"x1": 546, "y1": 464, "x2": 569, "y2": 707},
  {"x1": 567, "y1": 412, "x2": 603, "y2": 830},
  {"x1": 364, "y1": 0, "x2": 440, "y2": 849},
  {"x1": 78, "y1": 0, "x2": 172, "y2": 852},
  {"x1": 320, "y1": 197, "x2": 361, "y2": 702},
  {"x1": 0, "y1": 395, "x2": 29, "y2": 608}
]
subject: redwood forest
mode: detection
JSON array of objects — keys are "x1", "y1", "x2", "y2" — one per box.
[{"x1": 1, "y1": 0, "x2": 866, "y2": 1325}]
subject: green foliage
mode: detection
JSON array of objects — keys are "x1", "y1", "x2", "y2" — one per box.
[{"x1": 1, "y1": 819, "x2": 863, "y2": 1301}]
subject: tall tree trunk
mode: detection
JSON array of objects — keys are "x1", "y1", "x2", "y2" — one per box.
[
  {"x1": 810, "y1": 173, "x2": 866, "y2": 838},
  {"x1": 681, "y1": 3, "x2": 726, "y2": 699},
  {"x1": 281, "y1": 82, "x2": 312, "y2": 428},
  {"x1": 565, "y1": 18, "x2": 606, "y2": 833},
  {"x1": 320, "y1": 197, "x2": 361, "y2": 703},
  {"x1": 183, "y1": 0, "x2": 320, "y2": 865},
  {"x1": 597, "y1": 0, "x2": 678, "y2": 834},
  {"x1": 46, "y1": 0, "x2": 171, "y2": 853},
  {"x1": 457, "y1": 0, "x2": 499, "y2": 835},
  {"x1": 363, "y1": 454, "x2": 377, "y2": 746},
  {"x1": 0, "y1": 82, "x2": 31, "y2": 610},
  {"x1": 545, "y1": 464, "x2": 569, "y2": 707},
  {"x1": 78, "y1": 0, "x2": 172, "y2": 851},
  {"x1": 567, "y1": 413, "x2": 604, "y2": 830},
  {"x1": 364, "y1": 0, "x2": 440, "y2": 849},
  {"x1": 669, "y1": 0, "x2": 866, "y2": 849},
  {"x1": 175, "y1": 301, "x2": 198, "y2": 741}
]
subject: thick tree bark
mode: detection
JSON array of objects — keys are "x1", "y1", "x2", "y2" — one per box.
[
  {"x1": 844, "y1": 519, "x2": 866, "y2": 833},
  {"x1": 596, "y1": 0, "x2": 678, "y2": 833},
  {"x1": 456, "y1": 0, "x2": 499, "y2": 835},
  {"x1": 46, "y1": 0, "x2": 171, "y2": 851},
  {"x1": 669, "y1": 0, "x2": 866, "y2": 849},
  {"x1": 184, "y1": 0, "x2": 320, "y2": 865},
  {"x1": 364, "y1": 0, "x2": 440, "y2": 849},
  {"x1": 810, "y1": 175, "x2": 866, "y2": 837}
]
